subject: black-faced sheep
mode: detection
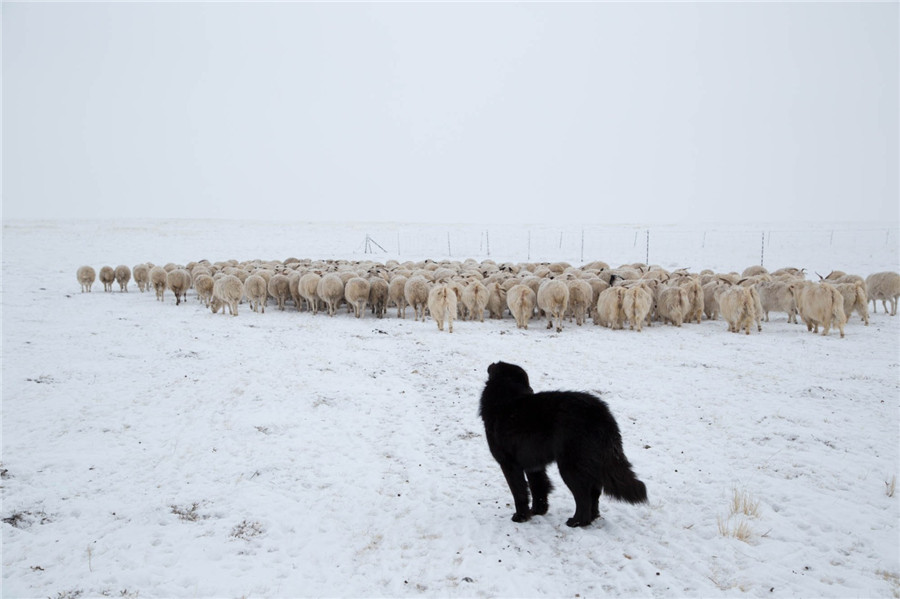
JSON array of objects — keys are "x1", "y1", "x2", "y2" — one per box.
[
  {"x1": 76, "y1": 265, "x2": 96, "y2": 293},
  {"x1": 99, "y1": 266, "x2": 116, "y2": 292},
  {"x1": 114, "y1": 265, "x2": 131, "y2": 292}
]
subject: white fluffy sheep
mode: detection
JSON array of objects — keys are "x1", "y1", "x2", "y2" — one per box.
[
  {"x1": 624, "y1": 284, "x2": 652, "y2": 332},
  {"x1": 595, "y1": 286, "x2": 627, "y2": 329},
  {"x1": 537, "y1": 278, "x2": 569, "y2": 332},
  {"x1": 427, "y1": 284, "x2": 457, "y2": 332},
  {"x1": 404, "y1": 275, "x2": 430, "y2": 322},
  {"x1": 755, "y1": 280, "x2": 798, "y2": 323},
  {"x1": 389, "y1": 275, "x2": 409, "y2": 319},
  {"x1": 657, "y1": 286, "x2": 690, "y2": 327},
  {"x1": 268, "y1": 273, "x2": 292, "y2": 311},
  {"x1": 114, "y1": 265, "x2": 131, "y2": 292},
  {"x1": 715, "y1": 285, "x2": 757, "y2": 335},
  {"x1": 344, "y1": 277, "x2": 371, "y2": 318},
  {"x1": 462, "y1": 280, "x2": 489, "y2": 322},
  {"x1": 244, "y1": 274, "x2": 268, "y2": 313},
  {"x1": 76, "y1": 265, "x2": 96, "y2": 293},
  {"x1": 211, "y1": 274, "x2": 243, "y2": 316},
  {"x1": 506, "y1": 284, "x2": 536, "y2": 330},
  {"x1": 133, "y1": 264, "x2": 150, "y2": 292},
  {"x1": 99, "y1": 266, "x2": 116, "y2": 292},
  {"x1": 834, "y1": 281, "x2": 869, "y2": 326},
  {"x1": 149, "y1": 266, "x2": 168, "y2": 301},
  {"x1": 317, "y1": 273, "x2": 345, "y2": 317},
  {"x1": 792, "y1": 282, "x2": 846, "y2": 338},
  {"x1": 166, "y1": 269, "x2": 192, "y2": 305},
  {"x1": 368, "y1": 277, "x2": 389, "y2": 319},
  {"x1": 194, "y1": 274, "x2": 215, "y2": 308},
  {"x1": 298, "y1": 273, "x2": 322, "y2": 314},
  {"x1": 866, "y1": 271, "x2": 900, "y2": 315},
  {"x1": 566, "y1": 278, "x2": 594, "y2": 326}
]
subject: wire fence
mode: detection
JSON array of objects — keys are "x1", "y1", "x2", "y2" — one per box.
[{"x1": 355, "y1": 225, "x2": 899, "y2": 275}]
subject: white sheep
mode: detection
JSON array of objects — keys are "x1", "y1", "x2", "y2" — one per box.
[
  {"x1": 268, "y1": 273, "x2": 292, "y2": 311},
  {"x1": 566, "y1": 278, "x2": 594, "y2": 326},
  {"x1": 865, "y1": 271, "x2": 900, "y2": 315},
  {"x1": 623, "y1": 284, "x2": 652, "y2": 332},
  {"x1": 715, "y1": 285, "x2": 757, "y2": 335},
  {"x1": 657, "y1": 286, "x2": 689, "y2": 327},
  {"x1": 76, "y1": 265, "x2": 96, "y2": 293},
  {"x1": 149, "y1": 266, "x2": 168, "y2": 301},
  {"x1": 166, "y1": 269, "x2": 192, "y2": 305},
  {"x1": 298, "y1": 272, "x2": 322, "y2": 314},
  {"x1": 755, "y1": 280, "x2": 798, "y2": 323},
  {"x1": 389, "y1": 275, "x2": 409, "y2": 319},
  {"x1": 792, "y1": 282, "x2": 846, "y2": 337},
  {"x1": 99, "y1": 266, "x2": 116, "y2": 292},
  {"x1": 211, "y1": 274, "x2": 243, "y2": 316},
  {"x1": 404, "y1": 275, "x2": 431, "y2": 322},
  {"x1": 462, "y1": 280, "x2": 489, "y2": 322},
  {"x1": 194, "y1": 274, "x2": 215, "y2": 308},
  {"x1": 537, "y1": 278, "x2": 569, "y2": 332},
  {"x1": 486, "y1": 282, "x2": 507, "y2": 320},
  {"x1": 594, "y1": 286, "x2": 627, "y2": 329},
  {"x1": 506, "y1": 284, "x2": 536, "y2": 330},
  {"x1": 114, "y1": 265, "x2": 131, "y2": 292},
  {"x1": 427, "y1": 284, "x2": 457, "y2": 332},
  {"x1": 317, "y1": 273, "x2": 345, "y2": 317},
  {"x1": 368, "y1": 277, "x2": 389, "y2": 319},
  {"x1": 132, "y1": 264, "x2": 150, "y2": 292},
  {"x1": 244, "y1": 274, "x2": 268, "y2": 313},
  {"x1": 344, "y1": 277, "x2": 371, "y2": 318},
  {"x1": 834, "y1": 281, "x2": 869, "y2": 326}
]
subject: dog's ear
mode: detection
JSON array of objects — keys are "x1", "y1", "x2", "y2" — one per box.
[{"x1": 487, "y1": 362, "x2": 497, "y2": 376}]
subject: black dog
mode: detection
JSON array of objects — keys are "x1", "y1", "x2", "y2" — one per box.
[{"x1": 479, "y1": 361, "x2": 647, "y2": 527}]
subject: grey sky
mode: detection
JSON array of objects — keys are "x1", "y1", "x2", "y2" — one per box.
[{"x1": 3, "y1": 2, "x2": 898, "y2": 225}]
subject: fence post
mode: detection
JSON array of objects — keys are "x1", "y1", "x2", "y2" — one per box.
[
  {"x1": 645, "y1": 230, "x2": 650, "y2": 265},
  {"x1": 581, "y1": 229, "x2": 584, "y2": 263},
  {"x1": 760, "y1": 231, "x2": 765, "y2": 266},
  {"x1": 486, "y1": 230, "x2": 491, "y2": 257},
  {"x1": 447, "y1": 232, "x2": 451, "y2": 257}
]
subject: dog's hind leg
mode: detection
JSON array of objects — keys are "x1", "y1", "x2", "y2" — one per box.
[
  {"x1": 590, "y1": 485, "x2": 602, "y2": 522},
  {"x1": 526, "y1": 469, "x2": 553, "y2": 516},
  {"x1": 558, "y1": 464, "x2": 594, "y2": 527},
  {"x1": 500, "y1": 463, "x2": 532, "y2": 522}
]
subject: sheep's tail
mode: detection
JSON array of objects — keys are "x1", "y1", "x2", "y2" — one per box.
[{"x1": 601, "y1": 449, "x2": 648, "y2": 505}]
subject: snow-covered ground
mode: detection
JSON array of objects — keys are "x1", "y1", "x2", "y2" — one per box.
[{"x1": 2, "y1": 219, "x2": 898, "y2": 598}]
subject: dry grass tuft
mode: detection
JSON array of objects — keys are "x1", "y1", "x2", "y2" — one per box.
[
  {"x1": 886, "y1": 476, "x2": 896, "y2": 498},
  {"x1": 718, "y1": 488, "x2": 760, "y2": 543}
]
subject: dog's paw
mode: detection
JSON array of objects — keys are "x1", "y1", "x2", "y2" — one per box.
[
  {"x1": 511, "y1": 512, "x2": 531, "y2": 523},
  {"x1": 566, "y1": 517, "x2": 589, "y2": 527},
  {"x1": 531, "y1": 502, "x2": 549, "y2": 516}
]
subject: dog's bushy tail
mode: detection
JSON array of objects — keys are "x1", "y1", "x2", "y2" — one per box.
[{"x1": 602, "y1": 450, "x2": 648, "y2": 504}]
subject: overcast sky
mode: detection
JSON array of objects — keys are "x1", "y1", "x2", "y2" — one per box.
[{"x1": 3, "y1": 2, "x2": 898, "y2": 225}]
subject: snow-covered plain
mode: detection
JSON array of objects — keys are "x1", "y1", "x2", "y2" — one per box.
[{"x1": 2, "y1": 219, "x2": 899, "y2": 598}]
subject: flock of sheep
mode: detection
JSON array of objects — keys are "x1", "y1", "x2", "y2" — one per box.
[{"x1": 75, "y1": 259, "x2": 900, "y2": 337}]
